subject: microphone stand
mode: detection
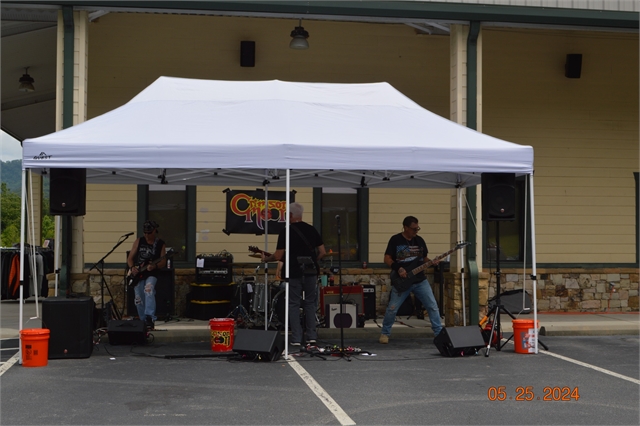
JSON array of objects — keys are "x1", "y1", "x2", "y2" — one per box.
[{"x1": 89, "y1": 233, "x2": 131, "y2": 327}]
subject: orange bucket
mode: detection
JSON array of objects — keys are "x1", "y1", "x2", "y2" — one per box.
[
  {"x1": 20, "y1": 328, "x2": 50, "y2": 367},
  {"x1": 209, "y1": 318, "x2": 235, "y2": 352},
  {"x1": 512, "y1": 319, "x2": 539, "y2": 354}
]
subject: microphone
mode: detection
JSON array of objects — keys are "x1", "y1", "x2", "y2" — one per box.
[
  {"x1": 335, "y1": 215, "x2": 340, "y2": 222},
  {"x1": 123, "y1": 232, "x2": 134, "y2": 237}
]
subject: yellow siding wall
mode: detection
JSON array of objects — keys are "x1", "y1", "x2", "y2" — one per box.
[
  {"x1": 84, "y1": 184, "x2": 137, "y2": 264},
  {"x1": 483, "y1": 28, "x2": 638, "y2": 264},
  {"x1": 369, "y1": 189, "x2": 452, "y2": 262}
]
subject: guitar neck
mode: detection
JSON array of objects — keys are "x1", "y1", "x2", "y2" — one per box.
[{"x1": 410, "y1": 247, "x2": 459, "y2": 276}]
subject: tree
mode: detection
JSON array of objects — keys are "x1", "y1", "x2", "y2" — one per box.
[{"x1": 1, "y1": 182, "x2": 21, "y2": 246}]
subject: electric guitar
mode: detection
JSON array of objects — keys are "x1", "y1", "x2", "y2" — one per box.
[
  {"x1": 127, "y1": 249, "x2": 175, "y2": 287},
  {"x1": 390, "y1": 242, "x2": 469, "y2": 293},
  {"x1": 248, "y1": 246, "x2": 272, "y2": 259}
]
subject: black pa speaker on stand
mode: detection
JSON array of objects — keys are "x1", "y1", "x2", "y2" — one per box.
[
  {"x1": 49, "y1": 168, "x2": 86, "y2": 216},
  {"x1": 481, "y1": 173, "x2": 515, "y2": 221},
  {"x1": 434, "y1": 326, "x2": 485, "y2": 357}
]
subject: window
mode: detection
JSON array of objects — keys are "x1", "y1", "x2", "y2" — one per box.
[
  {"x1": 319, "y1": 188, "x2": 366, "y2": 262},
  {"x1": 483, "y1": 176, "x2": 530, "y2": 265},
  {"x1": 142, "y1": 185, "x2": 196, "y2": 263},
  {"x1": 321, "y1": 188, "x2": 358, "y2": 261}
]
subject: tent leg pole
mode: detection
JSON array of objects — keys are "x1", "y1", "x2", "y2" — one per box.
[
  {"x1": 458, "y1": 187, "x2": 466, "y2": 326},
  {"x1": 284, "y1": 170, "x2": 291, "y2": 359},
  {"x1": 529, "y1": 174, "x2": 539, "y2": 354},
  {"x1": 18, "y1": 170, "x2": 27, "y2": 364}
]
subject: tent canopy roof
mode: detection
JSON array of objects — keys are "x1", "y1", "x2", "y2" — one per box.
[{"x1": 23, "y1": 77, "x2": 533, "y2": 188}]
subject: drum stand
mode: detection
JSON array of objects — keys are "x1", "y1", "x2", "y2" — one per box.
[{"x1": 227, "y1": 280, "x2": 252, "y2": 327}]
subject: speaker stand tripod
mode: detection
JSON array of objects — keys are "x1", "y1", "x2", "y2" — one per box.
[
  {"x1": 484, "y1": 222, "x2": 547, "y2": 356},
  {"x1": 329, "y1": 214, "x2": 368, "y2": 361}
]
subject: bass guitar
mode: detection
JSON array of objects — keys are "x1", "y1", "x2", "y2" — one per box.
[
  {"x1": 127, "y1": 249, "x2": 175, "y2": 287},
  {"x1": 390, "y1": 242, "x2": 469, "y2": 293}
]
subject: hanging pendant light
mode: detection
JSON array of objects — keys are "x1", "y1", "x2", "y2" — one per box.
[
  {"x1": 289, "y1": 19, "x2": 309, "y2": 50},
  {"x1": 18, "y1": 67, "x2": 35, "y2": 92}
]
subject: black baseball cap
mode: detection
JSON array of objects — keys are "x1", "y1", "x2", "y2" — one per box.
[{"x1": 143, "y1": 220, "x2": 159, "y2": 233}]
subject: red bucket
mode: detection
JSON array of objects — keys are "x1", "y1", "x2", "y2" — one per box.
[
  {"x1": 209, "y1": 318, "x2": 235, "y2": 352},
  {"x1": 512, "y1": 319, "x2": 539, "y2": 354},
  {"x1": 20, "y1": 328, "x2": 50, "y2": 367}
]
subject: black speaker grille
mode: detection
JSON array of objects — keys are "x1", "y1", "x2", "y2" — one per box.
[
  {"x1": 481, "y1": 173, "x2": 516, "y2": 221},
  {"x1": 42, "y1": 296, "x2": 94, "y2": 359},
  {"x1": 49, "y1": 168, "x2": 86, "y2": 216}
]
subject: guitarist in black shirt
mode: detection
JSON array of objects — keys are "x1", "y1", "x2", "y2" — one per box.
[
  {"x1": 127, "y1": 220, "x2": 167, "y2": 330},
  {"x1": 380, "y1": 216, "x2": 443, "y2": 344}
]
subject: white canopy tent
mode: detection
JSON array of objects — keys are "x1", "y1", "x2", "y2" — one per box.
[{"x1": 21, "y1": 77, "x2": 538, "y2": 357}]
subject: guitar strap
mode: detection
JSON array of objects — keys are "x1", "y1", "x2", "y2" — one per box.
[{"x1": 292, "y1": 225, "x2": 316, "y2": 257}]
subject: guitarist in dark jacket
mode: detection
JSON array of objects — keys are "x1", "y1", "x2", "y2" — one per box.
[
  {"x1": 127, "y1": 220, "x2": 167, "y2": 330},
  {"x1": 380, "y1": 216, "x2": 442, "y2": 344}
]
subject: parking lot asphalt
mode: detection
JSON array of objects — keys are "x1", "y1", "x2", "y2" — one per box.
[{"x1": 1, "y1": 299, "x2": 639, "y2": 425}]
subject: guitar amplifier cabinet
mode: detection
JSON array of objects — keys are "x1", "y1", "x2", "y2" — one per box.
[
  {"x1": 320, "y1": 285, "x2": 364, "y2": 316},
  {"x1": 326, "y1": 304, "x2": 357, "y2": 329},
  {"x1": 196, "y1": 254, "x2": 233, "y2": 284}
]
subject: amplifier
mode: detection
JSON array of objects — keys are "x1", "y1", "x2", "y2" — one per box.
[
  {"x1": 196, "y1": 254, "x2": 233, "y2": 284},
  {"x1": 320, "y1": 285, "x2": 364, "y2": 316},
  {"x1": 326, "y1": 304, "x2": 357, "y2": 329}
]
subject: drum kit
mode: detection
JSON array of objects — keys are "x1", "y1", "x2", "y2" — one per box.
[{"x1": 228, "y1": 276, "x2": 286, "y2": 330}]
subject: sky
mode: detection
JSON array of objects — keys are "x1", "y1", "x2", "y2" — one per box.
[{"x1": 1, "y1": 131, "x2": 23, "y2": 162}]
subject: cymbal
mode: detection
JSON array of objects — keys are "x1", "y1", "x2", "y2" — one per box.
[{"x1": 248, "y1": 253, "x2": 262, "y2": 259}]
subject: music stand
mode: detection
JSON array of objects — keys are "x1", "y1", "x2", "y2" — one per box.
[{"x1": 88, "y1": 234, "x2": 130, "y2": 328}]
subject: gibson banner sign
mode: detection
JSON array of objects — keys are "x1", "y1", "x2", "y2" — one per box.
[{"x1": 224, "y1": 190, "x2": 295, "y2": 235}]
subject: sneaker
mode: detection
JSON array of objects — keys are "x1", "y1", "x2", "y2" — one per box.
[
  {"x1": 379, "y1": 334, "x2": 389, "y2": 344},
  {"x1": 145, "y1": 317, "x2": 155, "y2": 330},
  {"x1": 307, "y1": 339, "x2": 316, "y2": 345},
  {"x1": 290, "y1": 342, "x2": 301, "y2": 346}
]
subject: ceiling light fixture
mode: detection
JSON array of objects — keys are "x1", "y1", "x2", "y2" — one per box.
[
  {"x1": 289, "y1": 19, "x2": 309, "y2": 50},
  {"x1": 18, "y1": 67, "x2": 35, "y2": 92}
]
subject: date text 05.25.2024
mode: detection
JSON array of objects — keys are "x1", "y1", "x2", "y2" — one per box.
[{"x1": 487, "y1": 386, "x2": 580, "y2": 401}]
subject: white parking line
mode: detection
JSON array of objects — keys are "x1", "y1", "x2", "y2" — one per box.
[
  {"x1": 502, "y1": 339, "x2": 640, "y2": 385},
  {"x1": 539, "y1": 350, "x2": 640, "y2": 385},
  {"x1": 0, "y1": 352, "x2": 20, "y2": 376},
  {"x1": 287, "y1": 357, "x2": 356, "y2": 426}
]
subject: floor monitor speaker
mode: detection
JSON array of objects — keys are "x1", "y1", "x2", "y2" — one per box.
[
  {"x1": 233, "y1": 329, "x2": 284, "y2": 361},
  {"x1": 107, "y1": 320, "x2": 146, "y2": 345},
  {"x1": 42, "y1": 296, "x2": 94, "y2": 359},
  {"x1": 481, "y1": 173, "x2": 515, "y2": 221},
  {"x1": 434, "y1": 326, "x2": 485, "y2": 357},
  {"x1": 49, "y1": 168, "x2": 86, "y2": 216}
]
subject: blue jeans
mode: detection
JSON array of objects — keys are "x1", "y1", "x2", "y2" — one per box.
[
  {"x1": 288, "y1": 275, "x2": 318, "y2": 343},
  {"x1": 134, "y1": 275, "x2": 157, "y2": 322},
  {"x1": 381, "y1": 278, "x2": 442, "y2": 336}
]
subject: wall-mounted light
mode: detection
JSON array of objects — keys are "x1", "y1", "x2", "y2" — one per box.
[
  {"x1": 18, "y1": 67, "x2": 35, "y2": 92},
  {"x1": 289, "y1": 19, "x2": 309, "y2": 50}
]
